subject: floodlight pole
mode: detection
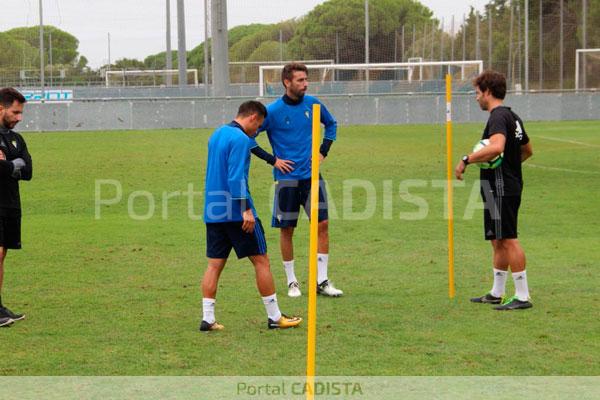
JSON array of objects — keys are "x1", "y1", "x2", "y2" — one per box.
[
  {"x1": 582, "y1": 0, "x2": 587, "y2": 89},
  {"x1": 462, "y1": 14, "x2": 466, "y2": 62},
  {"x1": 451, "y1": 15, "x2": 455, "y2": 62},
  {"x1": 365, "y1": 0, "x2": 369, "y2": 92},
  {"x1": 203, "y1": 0, "x2": 210, "y2": 96},
  {"x1": 524, "y1": 0, "x2": 529, "y2": 91},
  {"x1": 49, "y1": 31, "x2": 53, "y2": 88},
  {"x1": 539, "y1": 0, "x2": 542, "y2": 90},
  {"x1": 488, "y1": 5, "x2": 492, "y2": 69},
  {"x1": 177, "y1": 0, "x2": 188, "y2": 87},
  {"x1": 107, "y1": 33, "x2": 111, "y2": 71},
  {"x1": 166, "y1": 0, "x2": 173, "y2": 86},
  {"x1": 211, "y1": 0, "x2": 230, "y2": 97},
  {"x1": 39, "y1": 0, "x2": 45, "y2": 100},
  {"x1": 508, "y1": 2, "x2": 513, "y2": 88},
  {"x1": 475, "y1": 12, "x2": 480, "y2": 61},
  {"x1": 559, "y1": 0, "x2": 563, "y2": 90},
  {"x1": 412, "y1": 24, "x2": 416, "y2": 59}
]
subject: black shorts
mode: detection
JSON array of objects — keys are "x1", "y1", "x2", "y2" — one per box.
[
  {"x1": 0, "y1": 213, "x2": 22, "y2": 249},
  {"x1": 481, "y1": 193, "x2": 521, "y2": 240},
  {"x1": 271, "y1": 176, "x2": 329, "y2": 228},
  {"x1": 206, "y1": 218, "x2": 267, "y2": 259}
]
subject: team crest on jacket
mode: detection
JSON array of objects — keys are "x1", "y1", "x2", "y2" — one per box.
[
  {"x1": 305, "y1": 110, "x2": 310, "y2": 119},
  {"x1": 11, "y1": 140, "x2": 17, "y2": 148}
]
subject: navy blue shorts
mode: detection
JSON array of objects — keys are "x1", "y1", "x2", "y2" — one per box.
[
  {"x1": 272, "y1": 176, "x2": 329, "y2": 228},
  {"x1": 0, "y1": 213, "x2": 22, "y2": 249},
  {"x1": 206, "y1": 218, "x2": 267, "y2": 259}
]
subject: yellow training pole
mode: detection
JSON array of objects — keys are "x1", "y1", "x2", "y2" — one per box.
[
  {"x1": 445, "y1": 74, "x2": 455, "y2": 299},
  {"x1": 306, "y1": 103, "x2": 321, "y2": 399}
]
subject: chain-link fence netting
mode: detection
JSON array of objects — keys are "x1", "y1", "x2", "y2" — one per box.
[{"x1": 1, "y1": 0, "x2": 598, "y2": 94}]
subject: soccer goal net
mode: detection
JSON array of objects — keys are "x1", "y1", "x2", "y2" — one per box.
[
  {"x1": 105, "y1": 69, "x2": 199, "y2": 87},
  {"x1": 575, "y1": 49, "x2": 600, "y2": 91},
  {"x1": 258, "y1": 60, "x2": 483, "y2": 96},
  {"x1": 230, "y1": 60, "x2": 334, "y2": 84}
]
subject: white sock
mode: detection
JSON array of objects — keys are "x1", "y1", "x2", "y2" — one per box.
[
  {"x1": 283, "y1": 260, "x2": 297, "y2": 285},
  {"x1": 317, "y1": 253, "x2": 329, "y2": 284},
  {"x1": 262, "y1": 294, "x2": 282, "y2": 321},
  {"x1": 512, "y1": 271, "x2": 530, "y2": 301},
  {"x1": 490, "y1": 268, "x2": 508, "y2": 298},
  {"x1": 202, "y1": 298, "x2": 216, "y2": 324}
]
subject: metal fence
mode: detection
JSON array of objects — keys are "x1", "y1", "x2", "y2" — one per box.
[
  {"x1": 1, "y1": 0, "x2": 598, "y2": 94},
  {"x1": 17, "y1": 92, "x2": 600, "y2": 132}
]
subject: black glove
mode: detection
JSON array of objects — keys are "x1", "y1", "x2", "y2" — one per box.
[{"x1": 11, "y1": 158, "x2": 26, "y2": 179}]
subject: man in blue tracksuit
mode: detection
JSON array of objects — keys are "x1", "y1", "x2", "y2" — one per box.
[
  {"x1": 250, "y1": 63, "x2": 343, "y2": 298},
  {"x1": 201, "y1": 100, "x2": 302, "y2": 331}
]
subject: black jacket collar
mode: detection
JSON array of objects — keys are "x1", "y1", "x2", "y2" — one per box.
[
  {"x1": 227, "y1": 120, "x2": 244, "y2": 131},
  {"x1": 282, "y1": 94, "x2": 304, "y2": 106}
]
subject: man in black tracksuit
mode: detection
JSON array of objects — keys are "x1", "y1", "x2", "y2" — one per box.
[
  {"x1": 0, "y1": 87, "x2": 32, "y2": 327},
  {"x1": 455, "y1": 71, "x2": 533, "y2": 311}
]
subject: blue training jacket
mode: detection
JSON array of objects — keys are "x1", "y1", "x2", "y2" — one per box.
[
  {"x1": 251, "y1": 95, "x2": 336, "y2": 181},
  {"x1": 203, "y1": 121, "x2": 257, "y2": 223}
]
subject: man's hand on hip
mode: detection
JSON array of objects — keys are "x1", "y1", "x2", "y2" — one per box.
[{"x1": 274, "y1": 158, "x2": 295, "y2": 174}]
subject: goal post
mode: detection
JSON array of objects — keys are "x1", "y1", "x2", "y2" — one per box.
[
  {"x1": 105, "y1": 69, "x2": 199, "y2": 87},
  {"x1": 575, "y1": 48, "x2": 600, "y2": 91},
  {"x1": 231, "y1": 59, "x2": 334, "y2": 83},
  {"x1": 258, "y1": 60, "x2": 483, "y2": 96}
]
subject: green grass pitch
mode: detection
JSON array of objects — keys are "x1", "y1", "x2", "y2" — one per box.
[{"x1": 1, "y1": 120, "x2": 598, "y2": 375}]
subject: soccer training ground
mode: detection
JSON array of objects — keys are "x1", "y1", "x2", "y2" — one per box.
[{"x1": 2, "y1": 121, "x2": 598, "y2": 382}]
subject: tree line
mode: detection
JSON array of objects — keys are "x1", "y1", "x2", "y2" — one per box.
[{"x1": 2, "y1": 0, "x2": 598, "y2": 88}]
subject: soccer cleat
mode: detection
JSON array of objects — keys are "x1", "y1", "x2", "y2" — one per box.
[
  {"x1": 268, "y1": 314, "x2": 302, "y2": 330},
  {"x1": 470, "y1": 293, "x2": 503, "y2": 304},
  {"x1": 0, "y1": 317, "x2": 13, "y2": 327},
  {"x1": 0, "y1": 306, "x2": 25, "y2": 321},
  {"x1": 199, "y1": 320, "x2": 224, "y2": 332},
  {"x1": 288, "y1": 281, "x2": 301, "y2": 298},
  {"x1": 317, "y1": 280, "x2": 343, "y2": 297},
  {"x1": 494, "y1": 295, "x2": 533, "y2": 311}
]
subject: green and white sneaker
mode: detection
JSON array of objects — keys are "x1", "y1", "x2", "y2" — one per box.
[
  {"x1": 317, "y1": 280, "x2": 343, "y2": 297},
  {"x1": 287, "y1": 281, "x2": 301, "y2": 298},
  {"x1": 470, "y1": 293, "x2": 503, "y2": 304},
  {"x1": 494, "y1": 295, "x2": 533, "y2": 310},
  {"x1": 0, "y1": 306, "x2": 25, "y2": 321}
]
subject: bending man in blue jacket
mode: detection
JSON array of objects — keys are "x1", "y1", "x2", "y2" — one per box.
[
  {"x1": 251, "y1": 63, "x2": 343, "y2": 298},
  {"x1": 201, "y1": 100, "x2": 302, "y2": 331}
]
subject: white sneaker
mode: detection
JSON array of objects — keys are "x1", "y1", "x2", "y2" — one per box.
[
  {"x1": 317, "y1": 280, "x2": 343, "y2": 297},
  {"x1": 288, "y1": 281, "x2": 301, "y2": 298}
]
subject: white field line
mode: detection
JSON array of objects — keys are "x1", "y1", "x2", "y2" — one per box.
[
  {"x1": 525, "y1": 163, "x2": 600, "y2": 175},
  {"x1": 534, "y1": 135, "x2": 600, "y2": 148}
]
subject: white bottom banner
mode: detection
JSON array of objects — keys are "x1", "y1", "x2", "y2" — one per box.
[{"x1": 0, "y1": 376, "x2": 597, "y2": 399}]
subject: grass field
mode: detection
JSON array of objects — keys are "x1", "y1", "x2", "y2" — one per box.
[{"x1": 1, "y1": 120, "x2": 599, "y2": 376}]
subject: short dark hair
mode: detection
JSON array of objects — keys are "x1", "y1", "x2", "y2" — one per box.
[
  {"x1": 281, "y1": 63, "x2": 308, "y2": 87},
  {"x1": 473, "y1": 70, "x2": 507, "y2": 100},
  {"x1": 237, "y1": 100, "x2": 267, "y2": 118},
  {"x1": 0, "y1": 87, "x2": 27, "y2": 107}
]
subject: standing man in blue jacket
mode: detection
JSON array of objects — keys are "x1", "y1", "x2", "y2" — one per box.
[
  {"x1": 0, "y1": 88, "x2": 32, "y2": 327},
  {"x1": 201, "y1": 100, "x2": 302, "y2": 331},
  {"x1": 251, "y1": 63, "x2": 343, "y2": 298}
]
